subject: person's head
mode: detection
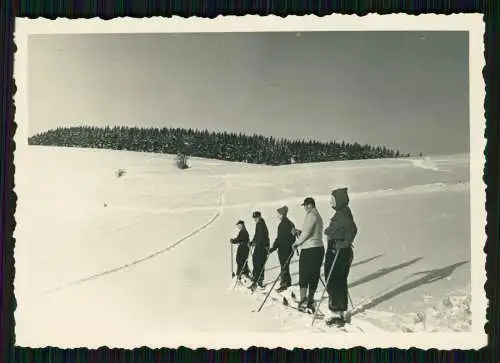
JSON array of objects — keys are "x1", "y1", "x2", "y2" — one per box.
[
  {"x1": 301, "y1": 197, "x2": 316, "y2": 212},
  {"x1": 276, "y1": 206, "x2": 288, "y2": 220},
  {"x1": 330, "y1": 188, "x2": 350, "y2": 210},
  {"x1": 252, "y1": 211, "x2": 262, "y2": 222},
  {"x1": 236, "y1": 220, "x2": 245, "y2": 230}
]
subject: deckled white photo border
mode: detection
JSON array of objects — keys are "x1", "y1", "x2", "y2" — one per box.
[{"x1": 13, "y1": 14, "x2": 487, "y2": 350}]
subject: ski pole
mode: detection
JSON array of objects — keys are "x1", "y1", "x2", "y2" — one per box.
[
  {"x1": 348, "y1": 291, "x2": 355, "y2": 310},
  {"x1": 319, "y1": 276, "x2": 355, "y2": 310},
  {"x1": 232, "y1": 246, "x2": 254, "y2": 291},
  {"x1": 230, "y1": 242, "x2": 235, "y2": 278},
  {"x1": 312, "y1": 248, "x2": 340, "y2": 326},
  {"x1": 256, "y1": 250, "x2": 295, "y2": 312},
  {"x1": 251, "y1": 248, "x2": 272, "y2": 295}
]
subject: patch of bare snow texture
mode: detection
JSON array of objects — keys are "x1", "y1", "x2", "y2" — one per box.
[
  {"x1": 410, "y1": 157, "x2": 441, "y2": 171},
  {"x1": 360, "y1": 287, "x2": 472, "y2": 332}
]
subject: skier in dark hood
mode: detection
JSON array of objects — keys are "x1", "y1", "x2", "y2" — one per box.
[
  {"x1": 269, "y1": 206, "x2": 296, "y2": 292},
  {"x1": 230, "y1": 220, "x2": 251, "y2": 280},
  {"x1": 249, "y1": 211, "x2": 270, "y2": 290},
  {"x1": 323, "y1": 187, "x2": 358, "y2": 327}
]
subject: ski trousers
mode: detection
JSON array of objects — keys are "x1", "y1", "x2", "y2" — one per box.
[
  {"x1": 298, "y1": 246, "x2": 325, "y2": 295},
  {"x1": 324, "y1": 246, "x2": 353, "y2": 312},
  {"x1": 235, "y1": 245, "x2": 250, "y2": 277},
  {"x1": 252, "y1": 248, "x2": 267, "y2": 284},
  {"x1": 277, "y1": 247, "x2": 293, "y2": 287}
]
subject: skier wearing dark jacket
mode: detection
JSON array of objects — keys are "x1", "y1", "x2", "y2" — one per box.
[
  {"x1": 250, "y1": 211, "x2": 270, "y2": 289},
  {"x1": 230, "y1": 220, "x2": 251, "y2": 279},
  {"x1": 269, "y1": 206, "x2": 296, "y2": 292},
  {"x1": 324, "y1": 187, "x2": 358, "y2": 326}
]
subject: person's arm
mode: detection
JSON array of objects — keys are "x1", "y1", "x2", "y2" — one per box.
[
  {"x1": 231, "y1": 230, "x2": 244, "y2": 244},
  {"x1": 324, "y1": 214, "x2": 343, "y2": 239},
  {"x1": 270, "y1": 226, "x2": 281, "y2": 253},
  {"x1": 293, "y1": 213, "x2": 315, "y2": 247},
  {"x1": 251, "y1": 222, "x2": 263, "y2": 246},
  {"x1": 264, "y1": 223, "x2": 270, "y2": 245},
  {"x1": 270, "y1": 222, "x2": 286, "y2": 252},
  {"x1": 344, "y1": 220, "x2": 358, "y2": 244}
]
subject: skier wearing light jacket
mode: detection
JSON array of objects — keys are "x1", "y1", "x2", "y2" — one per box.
[
  {"x1": 292, "y1": 197, "x2": 325, "y2": 312},
  {"x1": 323, "y1": 187, "x2": 358, "y2": 326}
]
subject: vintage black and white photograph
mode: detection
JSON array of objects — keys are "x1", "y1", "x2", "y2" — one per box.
[{"x1": 13, "y1": 15, "x2": 486, "y2": 349}]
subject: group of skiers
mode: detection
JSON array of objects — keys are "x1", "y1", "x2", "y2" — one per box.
[{"x1": 230, "y1": 187, "x2": 358, "y2": 326}]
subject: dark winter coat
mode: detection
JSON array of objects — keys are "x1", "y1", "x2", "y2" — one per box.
[
  {"x1": 231, "y1": 228, "x2": 250, "y2": 262},
  {"x1": 324, "y1": 188, "x2": 358, "y2": 250},
  {"x1": 231, "y1": 228, "x2": 250, "y2": 247},
  {"x1": 270, "y1": 217, "x2": 296, "y2": 254},
  {"x1": 251, "y1": 218, "x2": 270, "y2": 253}
]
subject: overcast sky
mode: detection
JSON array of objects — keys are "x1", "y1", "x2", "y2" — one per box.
[{"x1": 28, "y1": 31, "x2": 469, "y2": 155}]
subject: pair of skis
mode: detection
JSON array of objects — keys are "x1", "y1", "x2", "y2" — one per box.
[{"x1": 263, "y1": 288, "x2": 326, "y2": 318}]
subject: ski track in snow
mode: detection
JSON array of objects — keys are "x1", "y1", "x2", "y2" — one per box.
[
  {"x1": 40, "y1": 182, "x2": 229, "y2": 295},
  {"x1": 108, "y1": 181, "x2": 469, "y2": 215},
  {"x1": 98, "y1": 181, "x2": 226, "y2": 234}
]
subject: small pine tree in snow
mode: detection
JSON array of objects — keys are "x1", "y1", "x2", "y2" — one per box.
[
  {"x1": 176, "y1": 153, "x2": 189, "y2": 170},
  {"x1": 115, "y1": 168, "x2": 126, "y2": 178}
]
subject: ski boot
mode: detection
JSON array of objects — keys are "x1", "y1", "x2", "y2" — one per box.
[
  {"x1": 297, "y1": 298, "x2": 308, "y2": 312},
  {"x1": 241, "y1": 273, "x2": 250, "y2": 284},
  {"x1": 326, "y1": 311, "x2": 347, "y2": 328},
  {"x1": 305, "y1": 298, "x2": 316, "y2": 314},
  {"x1": 276, "y1": 283, "x2": 290, "y2": 293}
]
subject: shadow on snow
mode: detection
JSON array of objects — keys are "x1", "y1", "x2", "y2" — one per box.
[
  {"x1": 350, "y1": 260, "x2": 469, "y2": 316},
  {"x1": 262, "y1": 253, "x2": 385, "y2": 288}
]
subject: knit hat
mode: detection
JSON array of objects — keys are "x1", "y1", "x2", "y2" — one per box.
[
  {"x1": 252, "y1": 211, "x2": 262, "y2": 218},
  {"x1": 277, "y1": 206, "x2": 288, "y2": 216}
]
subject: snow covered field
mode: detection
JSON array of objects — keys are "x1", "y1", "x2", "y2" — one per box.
[{"x1": 14, "y1": 146, "x2": 472, "y2": 348}]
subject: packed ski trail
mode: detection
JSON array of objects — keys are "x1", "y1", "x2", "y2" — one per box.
[{"x1": 14, "y1": 146, "x2": 470, "y2": 347}]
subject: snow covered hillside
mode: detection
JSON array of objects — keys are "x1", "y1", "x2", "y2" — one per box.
[{"x1": 14, "y1": 146, "x2": 471, "y2": 347}]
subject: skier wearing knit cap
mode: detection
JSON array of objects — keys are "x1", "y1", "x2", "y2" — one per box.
[{"x1": 269, "y1": 206, "x2": 296, "y2": 292}]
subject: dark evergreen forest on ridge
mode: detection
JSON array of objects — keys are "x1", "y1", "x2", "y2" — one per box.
[{"x1": 28, "y1": 125, "x2": 408, "y2": 166}]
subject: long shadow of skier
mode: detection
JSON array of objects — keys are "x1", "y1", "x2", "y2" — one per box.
[
  {"x1": 266, "y1": 259, "x2": 299, "y2": 273},
  {"x1": 265, "y1": 251, "x2": 385, "y2": 282},
  {"x1": 348, "y1": 257, "x2": 424, "y2": 289},
  {"x1": 313, "y1": 256, "x2": 424, "y2": 297},
  {"x1": 351, "y1": 254, "x2": 385, "y2": 268},
  {"x1": 350, "y1": 260, "x2": 469, "y2": 317},
  {"x1": 264, "y1": 253, "x2": 386, "y2": 288}
]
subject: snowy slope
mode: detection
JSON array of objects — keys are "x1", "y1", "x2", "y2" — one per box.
[{"x1": 14, "y1": 146, "x2": 471, "y2": 347}]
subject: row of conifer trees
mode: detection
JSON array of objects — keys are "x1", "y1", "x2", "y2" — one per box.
[{"x1": 28, "y1": 126, "x2": 408, "y2": 165}]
